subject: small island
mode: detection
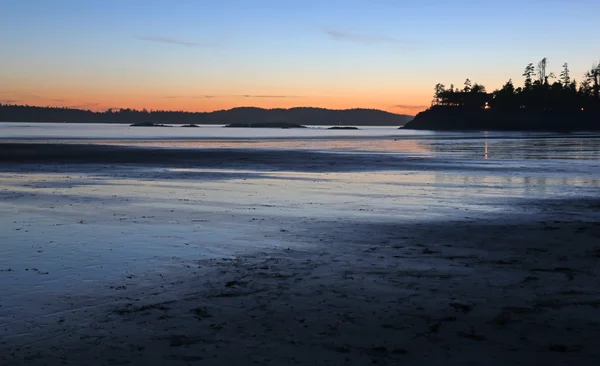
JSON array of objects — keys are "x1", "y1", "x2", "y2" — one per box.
[
  {"x1": 224, "y1": 122, "x2": 307, "y2": 129},
  {"x1": 180, "y1": 124, "x2": 199, "y2": 128},
  {"x1": 328, "y1": 126, "x2": 359, "y2": 130},
  {"x1": 130, "y1": 122, "x2": 171, "y2": 127},
  {"x1": 403, "y1": 58, "x2": 600, "y2": 131}
]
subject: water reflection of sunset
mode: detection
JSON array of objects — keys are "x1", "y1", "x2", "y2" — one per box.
[
  {"x1": 414, "y1": 137, "x2": 600, "y2": 161},
  {"x1": 110, "y1": 138, "x2": 433, "y2": 155},
  {"x1": 100, "y1": 134, "x2": 600, "y2": 162}
]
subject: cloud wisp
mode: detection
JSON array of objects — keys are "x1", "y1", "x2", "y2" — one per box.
[
  {"x1": 136, "y1": 36, "x2": 216, "y2": 47},
  {"x1": 323, "y1": 28, "x2": 408, "y2": 46},
  {"x1": 0, "y1": 93, "x2": 66, "y2": 106},
  {"x1": 164, "y1": 95, "x2": 302, "y2": 99},
  {"x1": 164, "y1": 95, "x2": 217, "y2": 99},
  {"x1": 391, "y1": 104, "x2": 429, "y2": 110},
  {"x1": 241, "y1": 95, "x2": 301, "y2": 99}
]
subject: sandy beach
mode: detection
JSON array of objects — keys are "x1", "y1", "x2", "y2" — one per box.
[{"x1": 1, "y1": 141, "x2": 600, "y2": 365}]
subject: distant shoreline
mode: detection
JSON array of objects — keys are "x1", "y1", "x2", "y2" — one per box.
[{"x1": 0, "y1": 104, "x2": 412, "y2": 126}]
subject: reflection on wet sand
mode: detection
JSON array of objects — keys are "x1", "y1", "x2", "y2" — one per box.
[
  {"x1": 100, "y1": 134, "x2": 600, "y2": 162},
  {"x1": 416, "y1": 136, "x2": 600, "y2": 160},
  {"x1": 2, "y1": 134, "x2": 600, "y2": 365},
  {"x1": 106, "y1": 138, "x2": 433, "y2": 156},
  {"x1": 433, "y1": 172, "x2": 600, "y2": 197}
]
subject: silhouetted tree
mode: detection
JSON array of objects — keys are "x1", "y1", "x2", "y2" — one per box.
[
  {"x1": 586, "y1": 62, "x2": 600, "y2": 99},
  {"x1": 523, "y1": 63, "x2": 535, "y2": 90},
  {"x1": 560, "y1": 62, "x2": 571, "y2": 87},
  {"x1": 492, "y1": 79, "x2": 517, "y2": 110},
  {"x1": 433, "y1": 83, "x2": 446, "y2": 105},
  {"x1": 536, "y1": 57, "x2": 549, "y2": 85},
  {"x1": 580, "y1": 79, "x2": 592, "y2": 97},
  {"x1": 427, "y1": 57, "x2": 600, "y2": 116},
  {"x1": 500, "y1": 79, "x2": 515, "y2": 94},
  {"x1": 471, "y1": 83, "x2": 486, "y2": 94},
  {"x1": 408, "y1": 57, "x2": 600, "y2": 131},
  {"x1": 463, "y1": 79, "x2": 472, "y2": 92}
]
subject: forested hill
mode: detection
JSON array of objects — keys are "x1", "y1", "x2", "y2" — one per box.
[
  {"x1": 403, "y1": 58, "x2": 600, "y2": 131},
  {"x1": 0, "y1": 105, "x2": 412, "y2": 126}
]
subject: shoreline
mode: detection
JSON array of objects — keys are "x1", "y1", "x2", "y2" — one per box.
[
  {"x1": 3, "y1": 133, "x2": 600, "y2": 145},
  {"x1": 403, "y1": 107, "x2": 600, "y2": 132}
]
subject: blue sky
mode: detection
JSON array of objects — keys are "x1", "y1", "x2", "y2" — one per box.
[{"x1": 1, "y1": 0, "x2": 598, "y2": 113}]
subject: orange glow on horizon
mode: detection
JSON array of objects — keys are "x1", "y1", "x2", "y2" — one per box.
[{"x1": 0, "y1": 92, "x2": 429, "y2": 116}]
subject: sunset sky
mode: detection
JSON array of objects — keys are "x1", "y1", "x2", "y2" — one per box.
[{"x1": 1, "y1": 0, "x2": 598, "y2": 115}]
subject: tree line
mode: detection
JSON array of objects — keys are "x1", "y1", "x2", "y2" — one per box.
[
  {"x1": 432, "y1": 58, "x2": 600, "y2": 113},
  {"x1": 0, "y1": 105, "x2": 210, "y2": 124},
  {"x1": 0, "y1": 105, "x2": 411, "y2": 126}
]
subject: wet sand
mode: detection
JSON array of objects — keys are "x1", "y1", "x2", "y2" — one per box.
[{"x1": 1, "y1": 142, "x2": 600, "y2": 365}]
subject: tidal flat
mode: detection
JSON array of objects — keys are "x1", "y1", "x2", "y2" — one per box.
[{"x1": 1, "y1": 132, "x2": 600, "y2": 365}]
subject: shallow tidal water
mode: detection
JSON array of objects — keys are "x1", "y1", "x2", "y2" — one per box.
[
  {"x1": 1, "y1": 124, "x2": 600, "y2": 365},
  {"x1": 1, "y1": 125, "x2": 599, "y2": 296}
]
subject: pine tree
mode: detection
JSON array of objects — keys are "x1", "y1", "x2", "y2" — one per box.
[
  {"x1": 463, "y1": 79, "x2": 472, "y2": 92},
  {"x1": 523, "y1": 63, "x2": 535, "y2": 90},
  {"x1": 560, "y1": 62, "x2": 571, "y2": 87}
]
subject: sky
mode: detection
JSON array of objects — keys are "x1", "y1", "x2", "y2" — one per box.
[{"x1": 0, "y1": 0, "x2": 598, "y2": 115}]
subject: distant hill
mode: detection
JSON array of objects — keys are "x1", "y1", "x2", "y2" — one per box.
[{"x1": 0, "y1": 104, "x2": 413, "y2": 126}]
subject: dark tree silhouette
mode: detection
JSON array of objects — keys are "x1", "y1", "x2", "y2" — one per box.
[
  {"x1": 433, "y1": 83, "x2": 446, "y2": 105},
  {"x1": 403, "y1": 57, "x2": 600, "y2": 131},
  {"x1": 536, "y1": 57, "x2": 555, "y2": 85},
  {"x1": 560, "y1": 62, "x2": 571, "y2": 87},
  {"x1": 0, "y1": 105, "x2": 411, "y2": 126},
  {"x1": 523, "y1": 63, "x2": 535, "y2": 90},
  {"x1": 587, "y1": 62, "x2": 600, "y2": 99},
  {"x1": 463, "y1": 79, "x2": 472, "y2": 92}
]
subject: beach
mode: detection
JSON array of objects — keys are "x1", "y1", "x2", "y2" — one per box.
[{"x1": 1, "y1": 137, "x2": 600, "y2": 365}]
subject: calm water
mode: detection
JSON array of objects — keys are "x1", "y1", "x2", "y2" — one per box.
[
  {"x1": 0, "y1": 122, "x2": 422, "y2": 139},
  {"x1": 2, "y1": 122, "x2": 600, "y2": 161}
]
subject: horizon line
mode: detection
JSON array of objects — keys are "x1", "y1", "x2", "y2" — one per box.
[{"x1": 0, "y1": 103, "x2": 417, "y2": 116}]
